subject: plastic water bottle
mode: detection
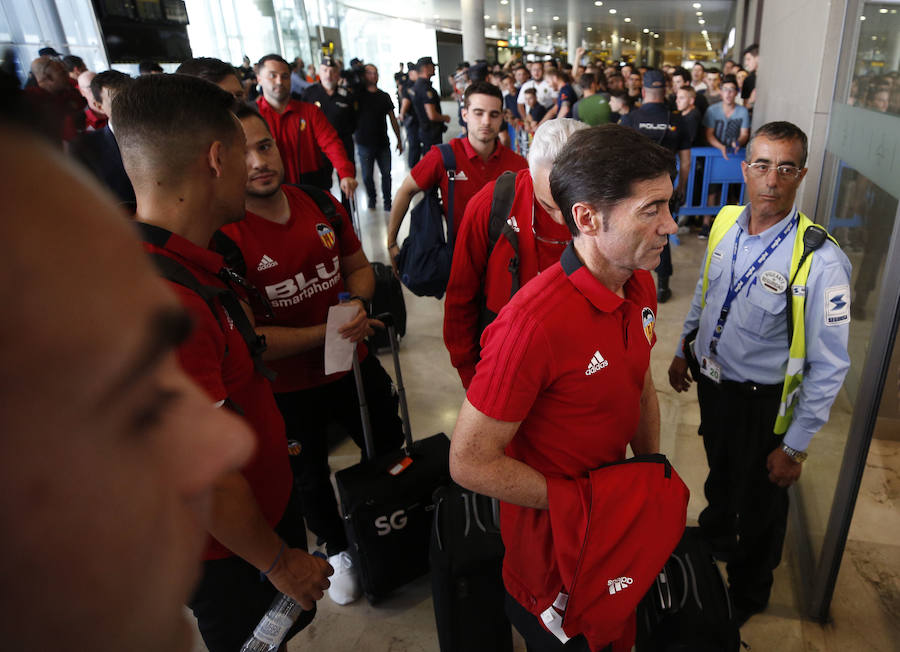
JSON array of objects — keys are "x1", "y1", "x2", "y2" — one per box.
[{"x1": 239, "y1": 592, "x2": 303, "y2": 652}]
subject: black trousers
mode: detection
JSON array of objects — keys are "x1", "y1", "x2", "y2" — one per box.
[
  {"x1": 696, "y1": 375, "x2": 789, "y2": 611},
  {"x1": 504, "y1": 593, "x2": 599, "y2": 652},
  {"x1": 275, "y1": 353, "x2": 404, "y2": 555},
  {"x1": 405, "y1": 119, "x2": 422, "y2": 167}
]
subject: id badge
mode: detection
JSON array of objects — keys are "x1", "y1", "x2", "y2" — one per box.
[{"x1": 700, "y1": 355, "x2": 722, "y2": 384}]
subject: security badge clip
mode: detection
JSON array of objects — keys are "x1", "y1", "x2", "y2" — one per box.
[{"x1": 700, "y1": 356, "x2": 722, "y2": 384}]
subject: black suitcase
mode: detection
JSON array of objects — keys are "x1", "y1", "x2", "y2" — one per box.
[
  {"x1": 335, "y1": 313, "x2": 450, "y2": 603},
  {"x1": 369, "y1": 261, "x2": 407, "y2": 352},
  {"x1": 430, "y1": 484, "x2": 513, "y2": 652},
  {"x1": 636, "y1": 527, "x2": 741, "y2": 652}
]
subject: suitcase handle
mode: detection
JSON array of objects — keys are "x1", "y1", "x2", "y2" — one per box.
[{"x1": 375, "y1": 312, "x2": 415, "y2": 454}]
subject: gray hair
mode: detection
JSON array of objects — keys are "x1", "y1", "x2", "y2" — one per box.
[{"x1": 528, "y1": 119, "x2": 590, "y2": 177}]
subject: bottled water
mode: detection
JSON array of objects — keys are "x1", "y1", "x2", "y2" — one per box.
[{"x1": 239, "y1": 592, "x2": 303, "y2": 652}]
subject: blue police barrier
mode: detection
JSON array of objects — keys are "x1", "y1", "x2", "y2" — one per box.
[{"x1": 676, "y1": 147, "x2": 747, "y2": 218}]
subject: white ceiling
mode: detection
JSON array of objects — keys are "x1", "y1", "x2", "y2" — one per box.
[{"x1": 341, "y1": 0, "x2": 736, "y2": 59}]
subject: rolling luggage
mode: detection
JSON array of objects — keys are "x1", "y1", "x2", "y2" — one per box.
[
  {"x1": 369, "y1": 261, "x2": 407, "y2": 353},
  {"x1": 636, "y1": 527, "x2": 741, "y2": 652},
  {"x1": 335, "y1": 313, "x2": 451, "y2": 603},
  {"x1": 430, "y1": 484, "x2": 513, "y2": 652}
]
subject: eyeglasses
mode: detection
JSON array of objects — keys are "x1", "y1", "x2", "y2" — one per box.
[{"x1": 745, "y1": 162, "x2": 803, "y2": 179}]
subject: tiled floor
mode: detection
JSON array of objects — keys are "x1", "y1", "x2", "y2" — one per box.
[{"x1": 192, "y1": 113, "x2": 900, "y2": 651}]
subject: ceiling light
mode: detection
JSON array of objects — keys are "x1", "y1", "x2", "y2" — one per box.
[
  {"x1": 531, "y1": 25, "x2": 537, "y2": 29},
  {"x1": 491, "y1": 24, "x2": 497, "y2": 29},
  {"x1": 556, "y1": 31, "x2": 561, "y2": 35},
  {"x1": 553, "y1": 15, "x2": 559, "y2": 20},
  {"x1": 624, "y1": 17, "x2": 631, "y2": 22},
  {"x1": 594, "y1": 1, "x2": 603, "y2": 5},
  {"x1": 526, "y1": 7, "x2": 533, "y2": 12},
  {"x1": 696, "y1": 11, "x2": 703, "y2": 15},
  {"x1": 654, "y1": 33, "x2": 660, "y2": 38},
  {"x1": 500, "y1": 0, "x2": 508, "y2": 4},
  {"x1": 698, "y1": 19, "x2": 705, "y2": 24},
  {"x1": 872, "y1": 35, "x2": 878, "y2": 40},
  {"x1": 879, "y1": 7, "x2": 888, "y2": 12},
  {"x1": 860, "y1": 15, "x2": 866, "y2": 19},
  {"x1": 692, "y1": 2, "x2": 701, "y2": 7},
  {"x1": 484, "y1": 14, "x2": 490, "y2": 19},
  {"x1": 586, "y1": 26, "x2": 593, "y2": 31},
  {"x1": 609, "y1": 8, "x2": 617, "y2": 14}
]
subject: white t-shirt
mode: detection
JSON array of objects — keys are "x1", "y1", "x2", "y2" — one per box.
[{"x1": 517, "y1": 79, "x2": 555, "y2": 109}]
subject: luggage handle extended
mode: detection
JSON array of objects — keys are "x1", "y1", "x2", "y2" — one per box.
[{"x1": 352, "y1": 312, "x2": 416, "y2": 464}]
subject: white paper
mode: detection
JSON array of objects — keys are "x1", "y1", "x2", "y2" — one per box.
[{"x1": 324, "y1": 303, "x2": 360, "y2": 375}]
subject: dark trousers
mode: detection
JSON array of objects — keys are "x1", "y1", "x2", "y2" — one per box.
[
  {"x1": 188, "y1": 492, "x2": 314, "y2": 652},
  {"x1": 420, "y1": 121, "x2": 443, "y2": 150},
  {"x1": 275, "y1": 353, "x2": 404, "y2": 555},
  {"x1": 696, "y1": 375, "x2": 789, "y2": 611},
  {"x1": 405, "y1": 120, "x2": 422, "y2": 167},
  {"x1": 357, "y1": 143, "x2": 392, "y2": 208},
  {"x1": 504, "y1": 593, "x2": 600, "y2": 652},
  {"x1": 655, "y1": 237, "x2": 672, "y2": 280}
]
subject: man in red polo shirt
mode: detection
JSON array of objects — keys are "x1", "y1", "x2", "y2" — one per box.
[
  {"x1": 114, "y1": 74, "x2": 332, "y2": 652},
  {"x1": 256, "y1": 54, "x2": 357, "y2": 195},
  {"x1": 386, "y1": 81, "x2": 527, "y2": 270},
  {"x1": 444, "y1": 118, "x2": 588, "y2": 388},
  {"x1": 449, "y1": 125, "x2": 678, "y2": 652},
  {"x1": 220, "y1": 105, "x2": 404, "y2": 606}
]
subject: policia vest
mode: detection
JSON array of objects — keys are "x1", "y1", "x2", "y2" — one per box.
[{"x1": 700, "y1": 205, "x2": 838, "y2": 434}]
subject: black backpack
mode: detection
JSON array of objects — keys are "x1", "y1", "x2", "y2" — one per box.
[
  {"x1": 396, "y1": 143, "x2": 457, "y2": 299},
  {"x1": 476, "y1": 170, "x2": 519, "y2": 336}
]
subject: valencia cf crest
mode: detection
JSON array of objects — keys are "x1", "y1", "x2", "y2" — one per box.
[
  {"x1": 642, "y1": 307, "x2": 656, "y2": 344},
  {"x1": 317, "y1": 222, "x2": 336, "y2": 249},
  {"x1": 299, "y1": 118, "x2": 307, "y2": 131}
]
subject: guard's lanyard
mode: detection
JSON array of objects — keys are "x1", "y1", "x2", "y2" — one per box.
[{"x1": 708, "y1": 216, "x2": 796, "y2": 355}]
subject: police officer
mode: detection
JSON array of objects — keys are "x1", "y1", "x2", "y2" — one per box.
[
  {"x1": 668, "y1": 121, "x2": 851, "y2": 627},
  {"x1": 302, "y1": 56, "x2": 358, "y2": 207},
  {"x1": 398, "y1": 62, "x2": 422, "y2": 167},
  {"x1": 621, "y1": 69, "x2": 691, "y2": 303},
  {"x1": 411, "y1": 56, "x2": 450, "y2": 150}
]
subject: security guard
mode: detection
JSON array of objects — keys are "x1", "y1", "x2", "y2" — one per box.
[
  {"x1": 398, "y1": 63, "x2": 422, "y2": 167},
  {"x1": 621, "y1": 69, "x2": 691, "y2": 303},
  {"x1": 668, "y1": 121, "x2": 851, "y2": 628},
  {"x1": 302, "y1": 56, "x2": 358, "y2": 207},
  {"x1": 411, "y1": 56, "x2": 450, "y2": 150}
]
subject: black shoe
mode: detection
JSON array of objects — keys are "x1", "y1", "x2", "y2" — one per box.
[
  {"x1": 383, "y1": 202, "x2": 392, "y2": 212},
  {"x1": 367, "y1": 199, "x2": 376, "y2": 210},
  {"x1": 657, "y1": 287, "x2": 672, "y2": 303}
]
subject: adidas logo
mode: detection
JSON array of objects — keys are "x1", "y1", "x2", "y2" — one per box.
[
  {"x1": 607, "y1": 576, "x2": 633, "y2": 594},
  {"x1": 257, "y1": 255, "x2": 278, "y2": 271},
  {"x1": 585, "y1": 351, "x2": 609, "y2": 375}
]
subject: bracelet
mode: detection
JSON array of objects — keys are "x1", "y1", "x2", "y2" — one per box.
[{"x1": 260, "y1": 539, "x2": 286, "y2": 579}]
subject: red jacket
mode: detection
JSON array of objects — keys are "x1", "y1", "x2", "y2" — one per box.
[
  {"x1": 545, "y1": 456, "x2": 689, "y2": 650},
  {"x1": 256, "y1": 96, "x2": 355, "y2": 185},
  {"x1": 443, "y1": 169, "x2": 571, "y2": 388}
]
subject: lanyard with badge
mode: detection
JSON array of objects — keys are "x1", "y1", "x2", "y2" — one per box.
[{"x1": 700, "y1": 216, "x2": 796, "y2": 383}]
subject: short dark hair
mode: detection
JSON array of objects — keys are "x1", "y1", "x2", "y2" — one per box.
[
  {"x1": 257, "y1": 54, "x2": 289, "y2": 70},
  {"x1": 579, "y1": 72, "x2": 596, "y2": 91},
  {"x1": 90, "y1": 70, "x2": 133, "y2": 105},
  {"x1": 524, "y1": 87, "x2": 537, "y2": 96},
  {"x1": 112, "y1": 74, "x2": 240, "y2": 184},
  {"x1": 747, "y1": 121, "x2": 808, "y2": 168},
  {"x1": 550, "y1": 125, "x2": 677, "y2": 236},
  {"x1": 138, "y1": 60, "x2": 163, "y2": 74},
  {"x1": 463, "y1": 80, "x2": 502, "y2": 108},
  {"x1": 62, "y1": 55, "x2": 85, "y2": 73},
  {"x1": 742, "y1": 43, "x2": 759, "y2": 58},
  {"x1": 175, "y1": 57, "x2": 239, "y2": 85},
  {"x1": 721, "y1": 74, "x2": 739, "y2": 89},
  {"x1": 692, "y1": 62, "x2": 705, "y2": 71},
  {"x1": 234, "y1": 103, "x2": 270, "y2": 133},
  {"x1": 672, "y1": 67, "x2": 690, "y2": 82}
]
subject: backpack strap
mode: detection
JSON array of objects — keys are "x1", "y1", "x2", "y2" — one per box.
[
  {"x1": 438, "y1": 143, "x2": 458, "y2": 246},
  {"x1": 486, "y1": 171, "x2": 520, "y2": 297},
  {"x1": 293, "y1": 183, "x2": 342, "y2": 232},
  {"x1": 135, "y1": 223, "x2": 276, "y2": 382}
]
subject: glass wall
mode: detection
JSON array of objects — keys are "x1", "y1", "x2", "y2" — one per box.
[{"x1": 797, "y1": 0, "x2": 900, "y2": 619}]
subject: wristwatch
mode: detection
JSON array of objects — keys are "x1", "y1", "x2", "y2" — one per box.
[
  {"x1": 348, "y1": 295, "x2": 371, "y2": 315},
  {"x1": 781, "y1": 443, "x2": 808, "y2": 463}
]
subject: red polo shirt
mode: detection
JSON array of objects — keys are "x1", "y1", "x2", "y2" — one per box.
[
  {"x1": 444, "y1": 169, "x2": 571, "y2": 388},
  {"x1": 84, "y1": 106, "x2": 107, "y2": 131},
  {"x1": 410, "y1": 136, "x2": 527, "y2": 235},
  {"x1": 221, "y1": 185, "x2": 364, "y2": 393},
  {"x1": 466, "y1": 243, "x2": 658, "y2": 648},
  {"x1": 141, "y1": 225, "x2": 292, "y2": 561},
  {"x1": 256, "y1": 96, "x2": 355, "y2": 185}
]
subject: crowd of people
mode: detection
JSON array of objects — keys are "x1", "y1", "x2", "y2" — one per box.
[{"x1": 1, "y1": 41, "x2": 853, "y2": 652}]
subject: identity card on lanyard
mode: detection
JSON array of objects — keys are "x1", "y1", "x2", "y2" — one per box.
[{"x1": 702, "y1": 216, "x2": 796, "y2": 383}]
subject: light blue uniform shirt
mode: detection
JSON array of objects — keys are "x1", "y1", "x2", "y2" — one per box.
[{"x1": 677, "y1": 205, "x2": 852, "y2": 452}]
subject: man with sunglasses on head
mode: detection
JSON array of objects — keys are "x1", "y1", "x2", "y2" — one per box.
[{"x1": 668, "y1": 121, "x2": 851, "y2": 629}]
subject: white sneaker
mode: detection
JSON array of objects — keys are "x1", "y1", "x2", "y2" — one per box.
[{"x1": 327, "y1": 551, "x2": 361, "y2": 605}]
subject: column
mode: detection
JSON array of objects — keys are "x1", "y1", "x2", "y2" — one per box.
[
  {"x1": 567, "y1": 0, "x2": 581, "y2": 65},
  {"x1": 461, "y1": 0, "x2": 486, "y2": 63}
]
